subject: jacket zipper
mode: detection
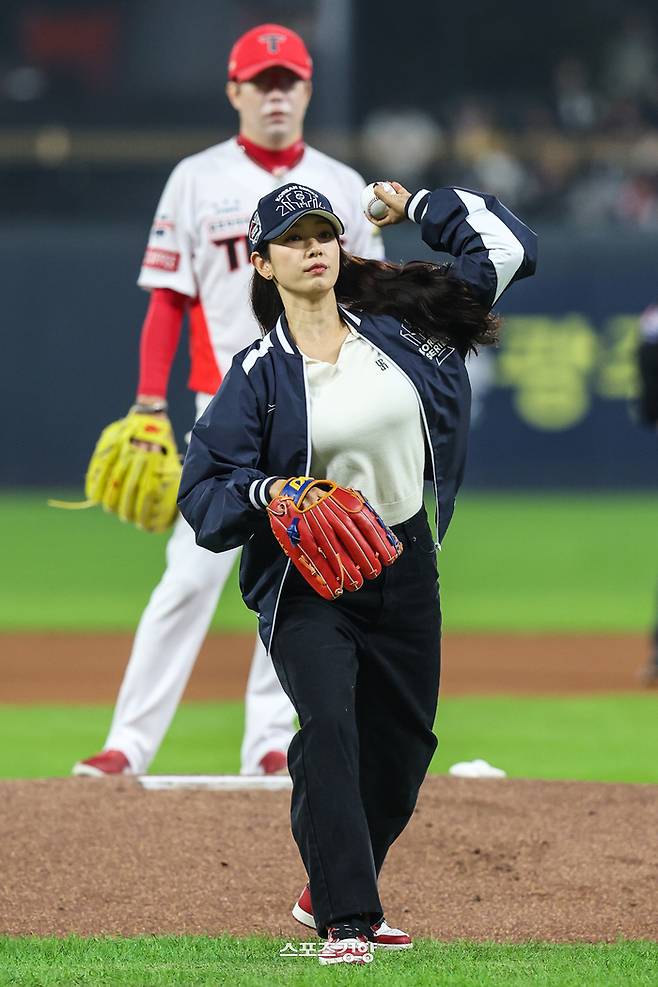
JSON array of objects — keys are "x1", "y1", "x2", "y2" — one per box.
[{"x1": 266, "y1": 357, "x2": 313, "y2": 657}]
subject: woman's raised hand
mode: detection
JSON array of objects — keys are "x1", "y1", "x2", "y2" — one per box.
[{"x1": 368, "y1": 181, "x2": 411, "y2": 227}]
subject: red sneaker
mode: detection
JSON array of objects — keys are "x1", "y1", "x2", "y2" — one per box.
[
  {"x1": 292, "y1": 884, "x2": 413, "y2": 949},
  {"x1": 318, "y1": 926, "x2": 374, "y2": 966},
  {"x1": 370, "y1": 918, "x2": 413, "y2": 950},
  {"x1": 292, "y1": 884, "x2": 315, "y2": 929},
  {"x1": 258, "y1": 750, "x2": 288, "y2": 775},
  {"x1": 72, "y1": 750, "x2": 132, "y2": 777}
]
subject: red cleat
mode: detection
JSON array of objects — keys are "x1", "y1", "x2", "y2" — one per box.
[
  {"x1": 72, "y1": 749, "x2": 132, "y2": 777},
  {"x1": 259, "y1": 750, "x2": 288, "y2": 775}
]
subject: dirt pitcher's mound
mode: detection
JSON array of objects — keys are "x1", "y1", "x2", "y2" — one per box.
[{"x1": 0, "y1": 777, "x2": 656, "y2": 942}]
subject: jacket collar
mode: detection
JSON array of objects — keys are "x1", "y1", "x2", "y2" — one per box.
[
  {"x1": 273, "y1": 305, "x2": 364, "y2": 357},
  {"x1": 274, "y1": 313, "x2": 300, "y2": 356},
  {"x1": 339, "y1": 305, "x2": 362, "y2": 328}
]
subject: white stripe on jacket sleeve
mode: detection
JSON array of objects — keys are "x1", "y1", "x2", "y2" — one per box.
[
  {"x1": 406, "y1": 189, "x2": 431, "y2": 223},
  {"x1": 248, "y1": 476, "x2": 281, "y2": 510},
  {"x1": 248, "y1": 479, "x2": 262, "y2": 510},
  {"x1": 453, "y1": 188, "x2": 525, "y2": 304}
]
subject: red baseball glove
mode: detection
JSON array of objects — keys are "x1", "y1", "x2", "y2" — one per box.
[{"x1": 267, "y1": 476, "x2": 403, "y2": 600}]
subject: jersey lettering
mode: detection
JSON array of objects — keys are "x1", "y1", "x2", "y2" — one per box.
[{"x1": 212, "y1": 234, "x2": 250, "y2": 272}]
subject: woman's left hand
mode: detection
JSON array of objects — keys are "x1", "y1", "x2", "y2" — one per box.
[{"x1": 368, "y1": 181, "x2": 411, "y2": 227}]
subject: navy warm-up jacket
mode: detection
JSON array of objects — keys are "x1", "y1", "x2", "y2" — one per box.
[{"x1": 178, "y1": 187, "x2": 538, "y2": 649}]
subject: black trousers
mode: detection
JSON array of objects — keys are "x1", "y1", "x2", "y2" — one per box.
[{"x1": 270, "y1": 506, "x2": 441, "y2": 936}]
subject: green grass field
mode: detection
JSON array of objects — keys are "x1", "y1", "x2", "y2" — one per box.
[
  {"x1": 1, "y1": 695, "x2": 656, "y2": 783},
  {"x1": 2, "y1": 492, "x2": 656, "y2": 984},
  {"x1": 1, "y1": 937, "x2": 655, "y2": 987},
  {"x1": 2, "y1": 492, "x2": 656, "y2": 632}
]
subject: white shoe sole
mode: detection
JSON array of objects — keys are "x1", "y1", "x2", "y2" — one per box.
[
  {"x1": 72, "y1": 763, "x2": 132, "y2": 778},
  {"x1": 291, "y1": 901, "x2": 316, "y2": 930}
]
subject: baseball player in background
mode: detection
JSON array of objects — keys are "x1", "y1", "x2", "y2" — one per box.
[{"x1": 73, "y1": 23, "x2": 383, "y2": 778}]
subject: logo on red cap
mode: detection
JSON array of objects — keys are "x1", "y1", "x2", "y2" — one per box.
[{"x1": 257, "y1": 32, "x2": 287, "y2": 55}]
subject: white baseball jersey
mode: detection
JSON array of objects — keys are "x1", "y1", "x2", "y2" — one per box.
[{"x1": 138, "y1": 137, "x2": 385, "y2": 394}]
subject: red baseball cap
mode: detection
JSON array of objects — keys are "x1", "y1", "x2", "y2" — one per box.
[{"x1": 228, "y1": 23, "x2": 313, "y2": 82}]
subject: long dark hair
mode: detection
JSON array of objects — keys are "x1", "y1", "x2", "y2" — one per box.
[{"x1": 250, "y1": 244, "x2": 500, "y2": 354}]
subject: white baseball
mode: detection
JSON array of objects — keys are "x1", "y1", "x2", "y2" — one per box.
[{"x1": 361, "y1": 181, "x2": 395, "y2": 220}]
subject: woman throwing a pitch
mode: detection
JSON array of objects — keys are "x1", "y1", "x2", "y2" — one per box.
[{"x1": 179, "y1": 180, "x2": 536, "y2": 964}]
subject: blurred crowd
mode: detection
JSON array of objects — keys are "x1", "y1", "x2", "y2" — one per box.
[
  {"x1": 1, "y1": 4, "x2": 657, "y2": 227},
  {"x1": 360, "y1": 12, "x2": 658, "y2": 228}
]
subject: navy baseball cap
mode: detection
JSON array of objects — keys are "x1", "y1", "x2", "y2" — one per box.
[{"x1": 248, "y1": 183, "x2": 344, "y2": 254}]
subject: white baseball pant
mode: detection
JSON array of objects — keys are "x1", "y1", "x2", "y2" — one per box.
[{"x1": 103, "y1": 393, "x2": 296, "y2": 774}]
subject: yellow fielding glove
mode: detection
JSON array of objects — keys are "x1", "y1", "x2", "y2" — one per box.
[{"x1": 50, "y1": 411, "x2": 181, "y2": 533}]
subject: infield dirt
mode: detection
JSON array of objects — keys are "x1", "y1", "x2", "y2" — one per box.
[
  {"x1": 0, "y1": 775, "x2": 656, "y2": 941},
  {"x1": 1, "y1": 631, "x2": 651, "y2": 702}
]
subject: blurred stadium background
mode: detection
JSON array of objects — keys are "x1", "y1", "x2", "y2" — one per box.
[
  {"x1": 1, "y1": 0, "x2": 658, "y2": 485},
  {"x1": 0, "y1": 0, "x2": 657, "y2": 783}
]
